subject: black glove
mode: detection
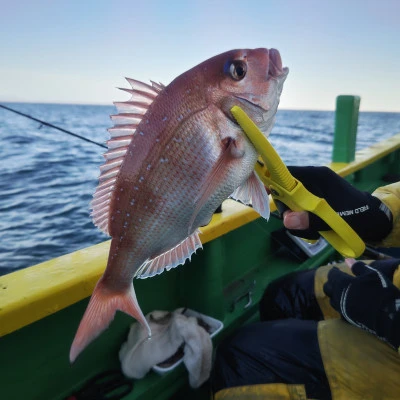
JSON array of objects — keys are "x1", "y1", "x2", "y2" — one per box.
[
  {"x1": 287, "y1": 166, "x2": 393, "y2": 243},
  {"x1": 323, "y1": 259, "x2": 400, "y2": 349},
  {"x1": 368, "y1": 258, "x2": 400, "y2": 281}
]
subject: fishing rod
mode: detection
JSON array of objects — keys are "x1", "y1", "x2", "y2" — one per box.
[{"x1": 0, "y1": 104, "x2": 107, "y2": 149}]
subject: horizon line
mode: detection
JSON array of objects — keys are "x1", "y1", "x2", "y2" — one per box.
[{"x1": 1, "y1": 100, "x2": 399, "y2": 114}]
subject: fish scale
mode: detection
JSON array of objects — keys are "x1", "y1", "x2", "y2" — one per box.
[{"x1": 70, "y1": 48, "x2": 288, "y2": 362}]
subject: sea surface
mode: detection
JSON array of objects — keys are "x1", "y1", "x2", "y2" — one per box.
[{"x1": 1, "y1": 103, "x2": 400, "y2": 275}]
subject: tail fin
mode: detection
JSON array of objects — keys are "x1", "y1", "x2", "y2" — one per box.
[{"x1": 69, "y1": 278, "x2": 151, "y2": 363}]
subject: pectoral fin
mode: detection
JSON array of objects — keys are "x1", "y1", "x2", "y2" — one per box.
[
  {"x1": 230, "y1": 171, "x2": 270, "y2": 219},
  {"x1": 188, "y1": 137, "x2": 241, "y2": 232}
]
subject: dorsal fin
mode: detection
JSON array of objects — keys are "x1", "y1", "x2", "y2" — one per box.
[
  {"x1": 150, "y1": 81, "x2": 166, "y2": 92},
  {"x1": 135, "y1": 231, "x2": 202, "y2": 279},
  {"x1": 91, "y1": 77, "x2": 165, "y2": 235}
]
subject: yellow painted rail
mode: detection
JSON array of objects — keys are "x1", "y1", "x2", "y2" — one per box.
[{"x1": 0, "y1": 132, "x2": 399, "y2": 337}]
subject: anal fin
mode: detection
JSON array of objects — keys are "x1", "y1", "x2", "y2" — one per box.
[{"x1": 135, "y1": 230, "x2": 202, "y2": 279}]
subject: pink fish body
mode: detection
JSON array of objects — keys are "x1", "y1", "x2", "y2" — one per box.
[{"x1": 70, "y1": 48, "x2": 288, "y2": 362}]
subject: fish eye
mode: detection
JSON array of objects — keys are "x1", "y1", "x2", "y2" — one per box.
[{"x1": 229, "y1": 60, "x2": 247, "y2": 81}]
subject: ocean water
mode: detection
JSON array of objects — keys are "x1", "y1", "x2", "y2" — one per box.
[{"x1": 1, "y1": 103, "x2": 399, "y2": 275}]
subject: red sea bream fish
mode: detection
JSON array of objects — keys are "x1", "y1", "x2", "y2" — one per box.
[{"x1": 70, "y1": 48, "x2": 288, "y2": 362}]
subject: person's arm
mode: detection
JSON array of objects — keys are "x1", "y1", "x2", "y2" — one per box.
[
  {"x1": 282, "y1": 166, "x2": 398, "y2": 246},
  {"x1": 323, "y1": 259, "x2": 400, "y2": 351}
]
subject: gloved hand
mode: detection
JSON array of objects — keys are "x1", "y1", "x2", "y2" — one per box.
[
  {"x1": 323, "y1": 259, "x2": 400, "y2": 349},
  {"x1": 283, "y1": 166, "x2": 393, "y2": 243},
  {"x1": 367, "y1": 258, "x2": 400, "y2": 281}
]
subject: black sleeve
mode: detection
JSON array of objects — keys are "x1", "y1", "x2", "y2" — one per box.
[{"x1": 287, "y1": 166, "x2": 393, "y2": 243}]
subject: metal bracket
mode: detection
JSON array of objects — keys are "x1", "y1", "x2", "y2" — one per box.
[{"x1": 230, "y1": 280, "x2": 256, "y2": 312}]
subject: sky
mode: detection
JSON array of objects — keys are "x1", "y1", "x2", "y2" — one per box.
[{"x1": 1, "y1": 0, "x2": 399, "y2": 111}]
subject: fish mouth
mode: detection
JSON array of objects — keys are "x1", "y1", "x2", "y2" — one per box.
[{"x1": 268, "y1": 48, "x2": 288, "y2": 79}]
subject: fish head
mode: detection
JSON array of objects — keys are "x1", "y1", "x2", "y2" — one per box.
[{"x1": 203, "y1": 48, "x2": 289, "y2": 136}]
